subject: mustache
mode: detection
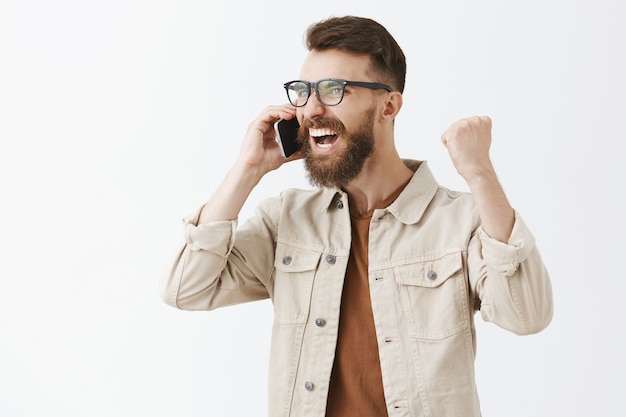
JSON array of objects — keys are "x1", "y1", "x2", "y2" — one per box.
[{"x1": 300, "y1": 117, "x2": 345, "y2": 133}]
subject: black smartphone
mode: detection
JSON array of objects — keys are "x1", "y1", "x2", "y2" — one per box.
[{"x1": 274, "y1": 118, "x2": 301, "y2": 158}]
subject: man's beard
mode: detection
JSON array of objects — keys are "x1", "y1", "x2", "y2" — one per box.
[{"x1": 297, "y1": 107, "x2": 376, "y2": 188}]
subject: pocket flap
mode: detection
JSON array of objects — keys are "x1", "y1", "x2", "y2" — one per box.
[
  {"x1": 274, "y1": 243, "x2": 321, "y2": 273},
  {"x1": 394, "y1": 251, "x2": 462, "y2": 288}
]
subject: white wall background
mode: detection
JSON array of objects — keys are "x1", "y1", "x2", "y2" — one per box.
[{"x1": 1, "y1": 0, "x2": 624, "y2": 416}]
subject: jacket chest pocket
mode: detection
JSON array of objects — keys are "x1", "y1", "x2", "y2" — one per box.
[
  {"x1": 272, "y1": 243, "x2": 321, "y2": 324},
  {"x1": 393, "y1": 251, "x2": 469, "y2": 340}
]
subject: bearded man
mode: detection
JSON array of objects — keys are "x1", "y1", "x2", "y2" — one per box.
[{"x1": 160, "y1": 15, "x2": 553, "y2": 417}]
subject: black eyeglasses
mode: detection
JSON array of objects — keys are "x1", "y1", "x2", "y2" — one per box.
[{"x1": 283, "y1": 78, "x2": 393, "y2": 107}]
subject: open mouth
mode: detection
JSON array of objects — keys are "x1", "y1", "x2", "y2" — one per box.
[{"x1": 309, "y1": 127, "x2": 338, "y2": 149}]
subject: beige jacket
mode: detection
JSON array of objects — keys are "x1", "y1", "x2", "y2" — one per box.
[{"x1": 161, "y1": 160, "x2": 553, "y2": 417}]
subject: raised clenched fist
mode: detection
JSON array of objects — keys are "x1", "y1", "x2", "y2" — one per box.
[{"x1": 441, "y1": 115, "x2": 494, "y2": 181}]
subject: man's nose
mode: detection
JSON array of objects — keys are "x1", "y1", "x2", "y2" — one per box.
[{"x1": 302, "y1": 91, "x2": 325, "y2": 120}]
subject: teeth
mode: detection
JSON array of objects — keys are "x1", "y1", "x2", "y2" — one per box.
[
  {"x1": 317, "y1": 143, "x2": 332, "y2": 149},
  {"x1": 310, "y1": 128, "x2": 336, "y2": 137}
]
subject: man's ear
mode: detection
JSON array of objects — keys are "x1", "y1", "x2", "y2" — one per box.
[{"x1": 381, "y1": 92, "x2": 403, "y2": 121}]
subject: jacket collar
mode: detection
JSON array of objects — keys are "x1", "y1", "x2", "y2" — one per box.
[
  {"x1": 320, "y1": 160, "x2": 440, "y2": 224},
  {"x1": 386, "y1": 160, "x2": 439, "y2": 224}
]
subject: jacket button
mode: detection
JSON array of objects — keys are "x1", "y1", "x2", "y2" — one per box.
[
  {"x1": 326, "y1": 255, "x2": 336, "y2": 264},
  {"x1": 304, "y1": 381, "x2": 314, "y2": 391},
  {"x1": 315, "y1": 318, "x2": 326, "y2": 327},
  {"x1": 282, "y1": 256, "x2": 292, "y2": 265},
  {"x1": 336, "y1": 200, "x2": 344, "y2": 209},
  {"x1": 427, "y1": 270, "x2": 437, "y2": 280}
]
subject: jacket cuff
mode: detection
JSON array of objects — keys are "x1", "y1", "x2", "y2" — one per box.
[
  {"x1": 182, "y1": 205, "x2": 238, "y2": 255},
  {"x1": 478, "y1": 210, "x2": 536, "y2": 277}
]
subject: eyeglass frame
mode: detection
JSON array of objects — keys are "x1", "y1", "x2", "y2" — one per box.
[{"x1": 283, "y1": 78, "x2": 393, "y2": 107}]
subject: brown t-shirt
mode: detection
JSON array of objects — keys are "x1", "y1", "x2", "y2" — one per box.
[{"x1": 325, "y1": 182, "x2": 408, "y2": 417}]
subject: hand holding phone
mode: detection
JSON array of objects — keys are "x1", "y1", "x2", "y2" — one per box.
[{"x1": 274, "y1": 118, "x2": 301, "y2": 158}]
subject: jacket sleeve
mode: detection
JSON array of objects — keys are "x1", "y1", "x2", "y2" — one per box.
[
  {"x1": 469, "y1": 210, "x2": 554, "y2": 335},
  {"x1": 159, "y1": 197, "x2": 280, "y2": 311}
]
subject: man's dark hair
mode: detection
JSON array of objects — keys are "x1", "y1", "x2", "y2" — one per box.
[{"x1": 305, "y1": 16, "x2": 406, "y2": 93}]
